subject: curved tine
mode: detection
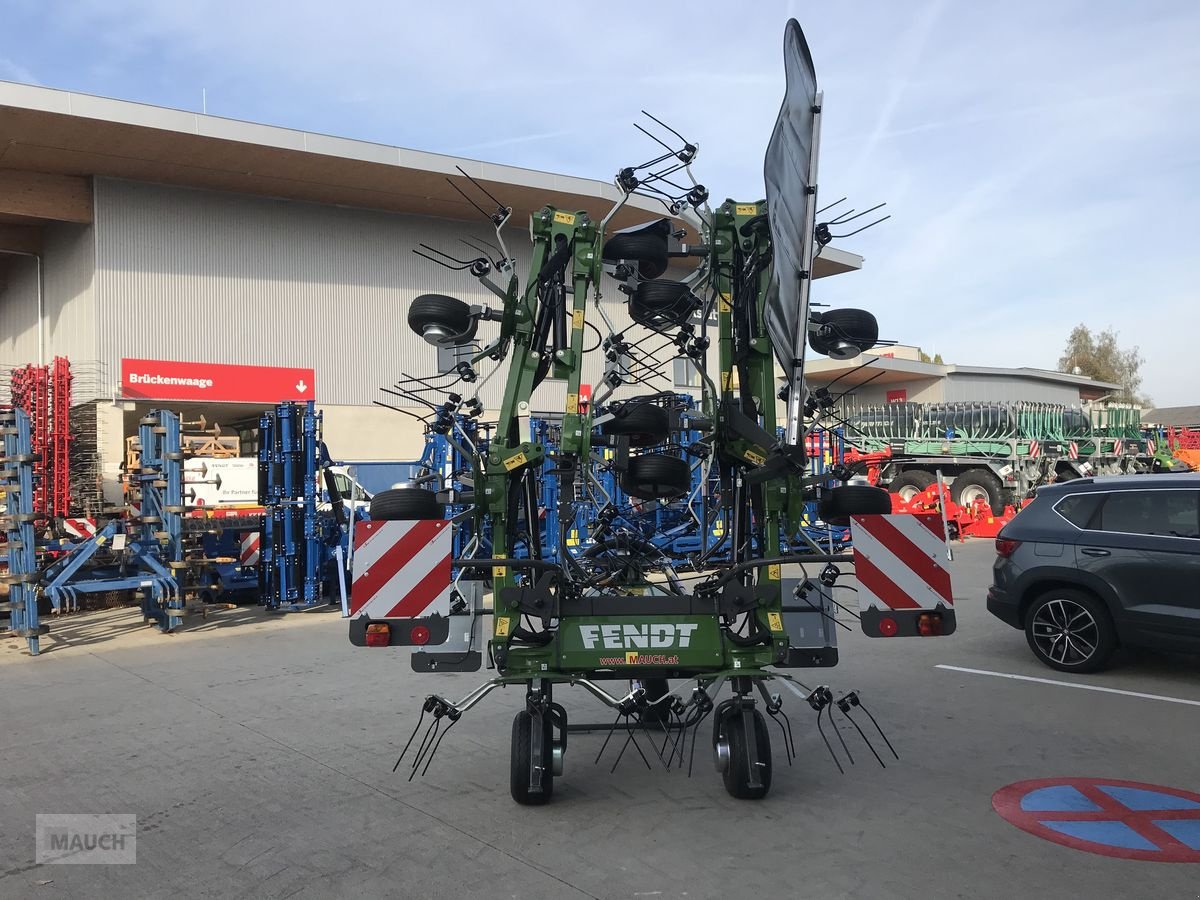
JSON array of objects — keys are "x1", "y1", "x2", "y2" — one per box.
[
  {"x1": 641, "y1": 109, "x2": 689, "y2": 145},
  {"x1": 856, "y1": 701, "x2": 900, "y2": 760},
  {"x1": 453, "y1": 165, "x2": 509, "y2": 212},
  {"x1": 420, "y1": 717, "x2": 459, "y2": 777},
  {"x1": 634, "y1": 121, "x2": 676, "y2": 155},
  {"x1": 417, "y1": 243, "x2": 477, "y2": 267},
  {"x1": 595, "y1": 711, "x2": 625, "y2": 765},
  {"x1": 816, "y1": 196, "x2": 847, "y2": 216},
  {"x1": 815, "y1": 706, "x2": 844, "y2": 775},
  {"x1": 767, "y1": 709, "x2": 792, "y2": 766},
  {"x1": 407, "y1": 718, "x2": 441, "y2": 781},
  {"x1": 829, "y1": 704, "x2": 856, "y2": 765},
  {"x1": 393, "y1": 706, "x2": 428, "y2": 772},
  {"x1": 829, "y1": 201, "x2": 887, "y2": 226},
  {"x1": 831, "y1": 215, "x2": 891, "y2": 239},
  {"x1": 840, "y1": 708, "x2": 884, "y2": 768}
]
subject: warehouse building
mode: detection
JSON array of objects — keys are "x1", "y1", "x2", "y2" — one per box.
[{"x1": 0, "y1": 81, "x2": 862, "y2": 507}]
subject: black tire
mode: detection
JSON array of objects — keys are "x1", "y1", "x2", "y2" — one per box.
[
  {"x1": 639, "y1": 677, "x2": 671, "y2": 724},
  {"x1": 1024, "y1": 588, "x2": 1117, "y2": 673},
  {"x1": 888, "y1": 470, "x2": 935, "y2": 501},
  {"x1": 620, "y1": 454, "x2": 691, "y2": 500},
  {"x1": 952, "y1": 468, "x2": 1004, "y2": 512},
  {"x1": 723, "y1": 709, "x2": 772, "y2": 800},
  {"x1": 602, "y1": 228, "x2": 669, "y2": 279},
  {"x1": 818, "y1": 484, "x2": 892, "y2": 525},
  {"x1": 809, "y1": 308, "x2": 879, "y2": 357},
  {"x1": 407, "y1": 293, "x2": 476, "y2": 345},
  {"x1": 510, "y1": 710, "x2": 554, "y2": 805},
  {"x1": 628, "y1": 279, "x2": 699, "y2": 328},
  {"x1": 369, "y1": 487, "x2": 442, "y2": 521},
  {"x1": 600, "y1": 402, "x2": 670, "y2": 447}
]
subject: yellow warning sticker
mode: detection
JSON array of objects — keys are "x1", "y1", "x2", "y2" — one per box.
[
  {"x1": 767, "y1": 612, "x2": 783, "y2": 632},
  {"x1": 503, "y1": 451, "x2": 527, "y2": 471},
  {"x1": 735, "y1": 203, "x2": 758, "y2": 216},
  {"x1": 495, "y1": 617, "x2": 510, "y2": 637},
  {"x1": 718, "y1": 292, "x2": 732, "y2": 313},
  {"x1": 625, "y1": 651, "x2": 639, "y2": 665},
  {"x1": 553, "y1": 211, "x2": 576, "y2": 225},
  {"x1": 572, "y1": 308, "x2": 585, "y2": 330},
  {"x1": 565, "y1": 393, "x2": 578, "y2": 415},
  {"x1": 767, "y1": 564, "x2": 781, "y2": 581},
  {"x1": 744, "y1": 448, "x2": 766, "y2": 466},
  {"x1": 720, "y1": 371, "x2": 733, "y2": 391},
  {"x1": 493, "y1": 566, "x2": 507, "y2": 578}
]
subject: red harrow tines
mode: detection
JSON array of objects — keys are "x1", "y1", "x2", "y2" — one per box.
[{"x1": 889, "y1": 483, "x2": 1017, "y2": 540}]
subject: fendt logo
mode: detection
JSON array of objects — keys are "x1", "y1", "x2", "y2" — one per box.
[{"x1": 578, "y1": 623, "x2": 699, "y2": 650}]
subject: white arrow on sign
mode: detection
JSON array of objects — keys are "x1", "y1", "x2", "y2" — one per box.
[{"x1": 296, "y1": 380, "x2": 308, "y2": 394}]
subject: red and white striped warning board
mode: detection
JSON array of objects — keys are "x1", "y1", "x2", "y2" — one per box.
[
  {"x1": 239, "y1": 532, "x2": 261, "y2": 567},
  {"x1": 62, "y1": 517, "x2": 98, "y2": 539},
  {"x1": 1028, "y1": 439, "x2": 1040, "y2": 459},
  {"x1": 349, "y1": 520, "x2": 452, "y2": 619},
  {"x1": 1068, "y1": 441, "x2": 1079, "y2": 460},
  {"x1": 850, "y1": 514, "x2": 954, "y2": 612}
]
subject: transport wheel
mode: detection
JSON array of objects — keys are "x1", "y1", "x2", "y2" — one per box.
[
  {"x1": 808, "y1": 308, "x2": 879, "y2": 358},
  {"x1": 602, "y1": 224, "x2": 670, "y2": 279},
  {"x1": 600, "y1": 402, "x2": 670, "y2": 447},
  {"x1": 952, "y1": 468, "x2": 1004, "y2": 512},
  {"x1": 1024, "y1": 588, "x2": 1117, "y2": 673},
  {"x1": 817, "y1": 484, "x2": 891, "y2": 525},
  {"x1": 620, "y1": 454, "x2": 691, "y2": 500},
  {"x1": 627, "y1": 279, "x2": 699, "y2": 328},
  {"x1": 722, "y1": 709, "x2": 772, "y2": 800},
  {"x1": 407, "y1": 293, "x2": 476, "y2": 345},
  {"x1": 369, "y1": 487, "x2": 443, "y2": 521},
  {"x1": 638, "y1": 677, "x2": 671, "y2": 723},
  {"x1": 888, "y1": 470, "x2": 935, "y2": 501},
  {"x1": 510, "y1": 710, "x2": 554, "y2": 805}
]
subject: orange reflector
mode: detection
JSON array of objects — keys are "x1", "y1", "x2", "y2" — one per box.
[
  {"x1": 918, "y1": 613, "x2": 943, "y2": 636},
  {"x1": 365, "y1": 623, "x2": 390, "y2": 647}
]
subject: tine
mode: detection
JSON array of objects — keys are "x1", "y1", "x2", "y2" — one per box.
[
  {"x1": 842, "y1": 709, "x2": 885, "y2": 768},
  {"x1": 393, "y1": 707, "x2": 427, "y2": 772},
  {"x1": 830, "y1": 705, "x2": 856, "y2": 765},
  {"x1": 594, "y1": 711, "x2": 624, "y2": 765},
  {"x1": 815, "y1": 706, "x2": 844, "y2": 775},
  {"x1": 859, "y1": 702, "x2": 900, "y2": 760},
  {"x1": 420, "y1": 717, "x2": 458, "y2": 777}
]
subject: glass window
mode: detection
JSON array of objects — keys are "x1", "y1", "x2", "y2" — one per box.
[
  {"x1": 1054, "y1": 493, "x2": 1105, "y2": 529},
  {"x1": 1097, "y1": 490, "x2": 1200, "y2": 538},
  {"x1": 673, "y1": 357, "x2": 701, "y2": 388}
]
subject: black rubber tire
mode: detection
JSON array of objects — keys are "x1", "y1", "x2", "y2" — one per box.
[
  {"x1": 600, "y1": 402, "x2": 670, "y2": 447},
  {"x1": 888, "y1": 470, "x2": 935, "y2": 501},
  {"x1": 952, "y1": 469, "x2": 1004, "y2": 512},
  {"x1": 723, "y1": 709, "x2": 772, "y2": 800},
  {"x1": 1024, "y1": 588, "x2": 1118, "y2": 673},
  {"x1": 628, "y1": 279, "x2": 698, "y2": 328},
  {"x1": 369, "y1": 487, "x2": 442, "y2": 521},
  {"x1": 602, "y1": 230, "x2": 669, "y2": 279},
  {"x1": 809, "y1": 308, "x2": 879, "y2": 357},
  {"x1": 818, "y1": 484, "x2": 892, "y2": 525},
  {"x1": 620, "y1": 454, "x2": 691, "y2": 500},
  {"x1": 639, "y1": 677, "x2": 671, "y2": 724},
  {"x1": 407, "y1": 293, "x2": 475, "y2": 344},
  {"x1": 510, "y1": 710, "x2": 554, "y2": 805}
]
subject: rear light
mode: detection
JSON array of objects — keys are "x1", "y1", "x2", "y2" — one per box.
[
  {"x1": 878, "y1": 617, "x2": 898, "y2": 637},
  {"x1": 995, "y1": 537, "x2": 1021, "y2": 558},
  {"x1": 410, "y1": 625, "x2": 431, "y2": 646},
  {"x1": 918, "y1": 612, "x2": 944, "y2": 636},
  {"x1": 365, "y1": 623, "x2": 390, "y2": 647}
]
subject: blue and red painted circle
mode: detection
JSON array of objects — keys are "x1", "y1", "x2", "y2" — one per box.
[{"x1": 993, "y1": 777, "x2": 1200, "y2": 862}]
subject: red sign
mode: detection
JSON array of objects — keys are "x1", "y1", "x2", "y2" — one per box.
[
  {"x1": 121, "y1": 358, "x2": 315, "y2": 403},
  {"x1": 993, "y1": 777, "x2": 1200, "y2": 862},
  {"x1": 886, "y1": 389, "x2": 908, "y2": 403}
]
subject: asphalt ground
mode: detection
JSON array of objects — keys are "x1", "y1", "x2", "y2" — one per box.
[{"x1": 2, "y1": 539, "x2": 1198, "y2": 899}]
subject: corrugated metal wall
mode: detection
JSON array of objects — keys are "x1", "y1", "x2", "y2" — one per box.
[
  {"x1": 93, "y1": 178, "x2": 710, "y2": 410},
  {"x1": 942, "y1": 373, "x2": 1081, "y2": 405},
  {"x1": 0, "y1": 253, "x2": 40, "y2": 366}
]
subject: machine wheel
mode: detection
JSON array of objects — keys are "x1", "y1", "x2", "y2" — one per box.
[
  {"x1": 722, "y1": 709, "x2": 772, "y2": 800},
  {"x1": 808, "y1": 308, "x2": 879, "y2": 358},
  {"x1": 602, "y1": 226, "x2": 670, "y2": 279},
  {"x1": 952, "y1": 469, "x2": 1004, "y2": 512},
  {"x1": 407, "y1": 293, "x2": 476, "y2": 345},
  {"x1": 601, "y1": 402, "x2": 670, "y2": 447},
  {"x1": 628, "y1": 279, "x2": 699, "y2": 328},
  {"x1": 510, "y1": 710, "x2": 554, "y2": 805},
  {"x1": 369, "y1": 487, "x2": 443, "y2": 521},
  {"x1": 620, "y1": 454, "x2": 691, "y2": 500},
  {"x1": 818, "y1": 485, "x2": 891, "y2": 525},
  {"x1": 638, "y1": 677, "x2": 671, "y2": 723},
  {"x1": 888, "y1": 470, "x2": 935, "y2": 502},
  {"x1": 1024, "y1": 588, "x2": 1117, "y2": 673}
]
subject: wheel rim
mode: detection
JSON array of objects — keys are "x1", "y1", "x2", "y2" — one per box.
[
  {"x1": 898, "y1": 485, "x2": 920, "y2": 501},
  {"x1": 1032, "y1": 598, "x2": 1099, "y2": 666},
  {"x1": 959, "y1": 484, "x2": 989, "y2": 506}
]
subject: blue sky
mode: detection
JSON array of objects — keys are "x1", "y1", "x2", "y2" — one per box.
[{"x1": 4, "y1": 0, "x2": 1198, "y2": 406}]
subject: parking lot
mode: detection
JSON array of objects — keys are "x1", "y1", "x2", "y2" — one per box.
[{"x1": 2, "y1": 539, "x2": 1198, "y2": 899}]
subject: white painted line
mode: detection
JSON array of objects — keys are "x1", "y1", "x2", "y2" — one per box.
[{"x1": 935, "y1": 665, "x2": 1200, "y2": 708}]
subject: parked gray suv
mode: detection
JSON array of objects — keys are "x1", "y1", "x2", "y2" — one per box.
[{"x1": 987, "y1": 474, "x2": 1200, "y2": 672}]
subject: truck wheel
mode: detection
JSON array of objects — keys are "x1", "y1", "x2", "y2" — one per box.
[
  {"x1": 620, "y1": 454, "x2": 691, "y2": 500},
  {"x1": 888, "y1": 470, "x2": 935, "y2": 501},
  {"x1": 408, "y1": 293, "x2": 476, "y2": 345},
  {"x1": 602, "y1": 225, "x2": 670, "y2": 279},
  {"x1": 510, "y1": 710, "x2": 554, "y2": 805},
  {"x1": 369, "y1": 487, "x2": 443, "y2": 521},
  {"x1": 628, "y1": 279, "x2": 699, "y2": 328},
  {"x1": 600, "y1": 402, "x2": 670, "y2": 447},
  {"x1": 721, "y1": 709, "x2": 772, "y2": 800},
  {"x1": 818, "y1": 485, "x2": 892, "y2": 525},
  {"x1": 952, "y1": 469, "x2": 1004, "y2": 512}
]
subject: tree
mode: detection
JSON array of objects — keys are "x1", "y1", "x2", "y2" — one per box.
[
  {"x1": 918, "y1": 350, "x2": 945, "y2": 365},
  {"x1": 1058, "y1": 324, "x2": 1149, "y2": 406}
]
